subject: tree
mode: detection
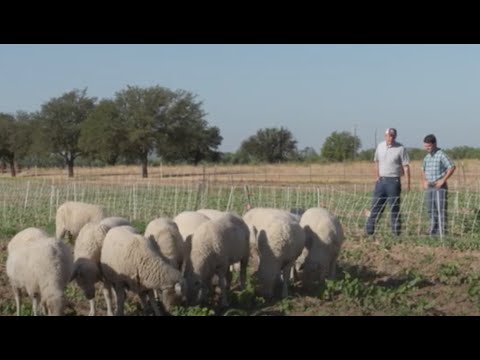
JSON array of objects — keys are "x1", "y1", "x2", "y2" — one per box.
[
  {"x1": 37, "y1": 88, "x2": 97, "y2": 177},
  {"x1": 0, "y1": 113, "x2": 16, "y2": 176},
  {"x1": 79, "y1": 100, "x2": 127, "y2": 165},
  {"x1": 156, "y1": 90, "x2": 222, "y2": 165},
  {"x1": 320, "y1": 131, "x2": 361, "y2": 162},
  {"x1": 114, "y1": 85, "x2": 174, "y2": 177},
  {"x1": 0, "y1": 112, "x2": 36, "y2": 176},
  {"x1": 237, "y1": 127, "x2": 298, "y2": 163}
]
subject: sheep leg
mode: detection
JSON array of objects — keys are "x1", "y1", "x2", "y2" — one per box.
[
  {"x1": 32, "y1": 295, "x2": 39, "y2": 316},
  {"x1": 114, "y1": 285, "x2": 125, "y2": 316},
  {"x1": 147, "y1": 290, "x2": 163, "y2": 316},
  {"x1": 328, "y1": 259, "x2": 337, "y2": 280},
  {"x1": 240, "y1": 258, "x2": 248, "y2": 290},
  {"x1": 88, "y1": 299, "x2": 96, "y2": 316},
  {"x1": 226, "y1": 267, "x2": 232, "y2": 290},
  {"x1": 12, "y1": 286, "x2": 21, "y2": 316},
  {"x1": 102, "y1": 284, "x2": 114, "y2": 316},
  {"x1": 281, "y1": 265, "x2": 292, "y2": 298},
  {"x1": 138, "y1": 292, "x2": 150, "y2": 315},
  {"x1": 217, "y1": 272, "x2": 229, "y2": 307}
]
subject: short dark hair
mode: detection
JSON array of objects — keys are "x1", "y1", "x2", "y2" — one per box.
[{"x1": 423, "y1": 134, "x2": 437, "y2": 144}]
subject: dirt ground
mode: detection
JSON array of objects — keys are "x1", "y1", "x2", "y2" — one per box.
[{"x1": 2, "y1": 235, "x2": 480, "y2": 316}]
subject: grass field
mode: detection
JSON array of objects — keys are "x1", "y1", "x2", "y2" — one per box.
[{"x1": 1, "y1": 162, "x2": 480, "y2": 316}]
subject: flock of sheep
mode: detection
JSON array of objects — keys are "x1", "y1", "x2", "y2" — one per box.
[{"x1": 5, "y1": 201, "x2": 345, "y2": 316}]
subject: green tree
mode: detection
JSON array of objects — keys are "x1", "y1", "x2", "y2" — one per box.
[
  {"x1": 79, "y1": 99, "x2": 127, "y2": 165},
  {"x1": 156, "y1": 90, "x2": 222, "y2": 165},
  {"x1": 37, "y1": 88, "x2": 97, "y2": 177},
  {"x1": 0, "y1": 113, "x2": 16, "y2": 176},
  {"x1": 0, "y1": 112, "x2": 36, "y2": 176},
  {"x1": 320, "y1": 131, "x2": 361, "y2": 162},
  {"x1": 238, "y1": 127, "x2": 298, "y2": 163}
]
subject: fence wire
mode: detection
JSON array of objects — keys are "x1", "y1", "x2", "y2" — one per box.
[{"x1": 1, "y1": 178, "x2": 479, "y2": 240}]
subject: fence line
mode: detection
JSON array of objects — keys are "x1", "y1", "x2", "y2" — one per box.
[{"x1": 1, "y1": 178, "x2": 480, "y2": 240}]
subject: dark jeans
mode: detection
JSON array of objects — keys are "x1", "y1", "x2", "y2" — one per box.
[
  {"x1": 425, "y1": 185, "x2": 448, "y2": 236},
  {"x1": 365, "y1": 177, "x2": 402, "y2": 236}
]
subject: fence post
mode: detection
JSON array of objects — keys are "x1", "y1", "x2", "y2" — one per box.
[
  {"x1": 24, "y1": 181, "x2": 30, "y2": 210},
  {"x1": 49, "y1": 185, "x2": 55, "y2": 221}
]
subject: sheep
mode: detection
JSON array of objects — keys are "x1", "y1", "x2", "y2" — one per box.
[
  {"x1": 173, "y1": 211, "x2": 210, "y2": 242},
  {"x1": 196, "y1": 208, "x2": 227, "y2": 220},
  {"x1": 243, "y1": 208, "x2": 305, "y2": 299},
  {"x1": 100, "y1": 227, "x2": 186, "y2": 316},
  {"x1": 144, "y1": 218, "x2": 185, "y2": 270},
  {"x1": 71, "y1": 222, "x2": 111, "y2": 316},
  {"x1": 6, "y1": 236, "x2": 73, "y2": 316},
  {"x1": 56, "y1": 201, "x2": 106, "y2": 242},
  {"x1": 197, "y1": 208, "x2": 243, "y2": 274},
  {"x1": 99, "y1": 216, "x2": 132, "y2": 229},
  {"x1": 184, "y1": 213, "x2": 250, "y2": 307},
  {"x1": 296, "y1": 207, "x2": 345, "y2": 286},
  {"x1": 7, "y1": 227, "x2": 50, "y2": 254}
]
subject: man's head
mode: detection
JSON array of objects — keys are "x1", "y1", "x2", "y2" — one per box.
[
  {"x1": 423, "y1": 134, "x2": 437, "y2": 154},
  {"x1": 385, "y1": 128, "x2": 397, "y2": 145}
]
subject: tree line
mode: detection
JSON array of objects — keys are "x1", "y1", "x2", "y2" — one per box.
[{"x1": 1, "y1": 86, "x2": 478, "y2": 178}]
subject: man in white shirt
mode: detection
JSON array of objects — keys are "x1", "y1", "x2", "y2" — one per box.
[{"x1": 365, "y1": 128, "x2": 410, "y2": 236}]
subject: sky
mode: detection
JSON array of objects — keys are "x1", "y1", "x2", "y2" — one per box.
[{"x1": 1, "y1": 44, "x2": 480, "y2": 153}]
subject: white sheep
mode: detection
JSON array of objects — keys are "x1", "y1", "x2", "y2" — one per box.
[
  {"x1": 197, "y1": 209, "x2": 243, "y2": 273},
  {"x1": 184, "y1": 213, "x2": 250, "y2": 306},
  {"x1": 296, "y1": 207, "x2": 345, "y2": 286},
  {"x1": 99, "y1": 216, "x2": 132, "y2": 229},
  {"x1": 243, "y1": 208, "x2": 305, "y2": 299},
  {"x1": 56, "y1": 201, "x2": 106, "y2": 241},
  {"x1": 71, "y1": 222, "x2": 112, "y2": 316},
  {"x1": 6, "y1": 236, "x2": 73, "y2": 316},
  {"x1": 7, "y1": 227, "x2": 49, "y2": 254},
  {"x1": 196, "y1": 208, "x2": 227, "y2": 220},
  {"x1": 173, "y1": 211, "x2": 210, "y2": 242},
  {"x1": 144, "y1": 218, "x2": 185, "y2": 270},
  {"x1": 100, "y1": 227, "x2": 186, "y2": 316}
]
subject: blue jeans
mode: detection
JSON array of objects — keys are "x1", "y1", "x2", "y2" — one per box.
[
  {"x1": 365, "y1": 177, "x2": 402, "y2": 235},
  {"x1": 425, "y1": 186, "x2": 448, "y2": 236}
]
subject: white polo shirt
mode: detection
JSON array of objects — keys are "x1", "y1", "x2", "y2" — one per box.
[{"x1": 374, "y1": 140, "x2": 410, "y2": 177}]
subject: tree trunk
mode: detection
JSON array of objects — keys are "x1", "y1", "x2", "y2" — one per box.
[
  {"x1": 9, "y1": 157, "x2": 16, "y2": 177},
  {"x1": 67, "y1": 158, "x2": 74, "y2": 178},
  {"x1": 142, "y1": 156, "x2": 148, "y2": 178}
]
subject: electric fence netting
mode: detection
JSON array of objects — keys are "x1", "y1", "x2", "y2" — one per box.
[{"x1": 1, "y1": 178, "x2": 480, "y2": 240}]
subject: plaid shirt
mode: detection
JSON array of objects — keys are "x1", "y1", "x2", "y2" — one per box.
[{"x1": 422, "y1": 148, "x2": 455, "y2": 182}]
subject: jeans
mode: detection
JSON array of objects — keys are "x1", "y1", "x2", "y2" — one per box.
[
  {"x1": 365, "y1": 177, "x2": 402, "y2": 236},
  {"x1": 425, "y1": 185, "x2": 448, "y2": 236}
]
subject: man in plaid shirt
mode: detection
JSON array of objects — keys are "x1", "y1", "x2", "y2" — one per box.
[{"x1": 421, "y1": 134, "x2": 456, "y2": 236}]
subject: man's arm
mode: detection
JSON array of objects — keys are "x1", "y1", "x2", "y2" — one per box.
[
  {"x1": 436, "y1": 165, "x2": 456, "y2": 189},
  {"x1": 375, "y1": 161, "x2": 380, "y2": 182}
]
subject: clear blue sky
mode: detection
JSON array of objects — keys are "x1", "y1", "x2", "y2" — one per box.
[{"x1": 1, "y1": 44, "x2": 479, "y2": 153}]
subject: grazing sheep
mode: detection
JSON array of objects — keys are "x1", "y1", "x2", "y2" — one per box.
[
  {"x1": 7, "y1": 227, "x2": 49, "y2": 254},
  {"x1": 296, "y1": 207, "x2": 345, "y2": 286},
  {"x1": 173, "y1": 211, "x2": 210, "y2": 242},
  {"x1": 71, "y1": 222, "x2": 111, "y2": 316},
  {"x1": 56, "y1": 201, "x2": 106, "y2": 241},
  {"x1": 6, "y1": 237, "x2": 73, "y2": 316},
  {"x1": 196, "y1": 208, "x2": 227, "y2": 220},
  {"x1": 243, "y1": 208, "x2": 305, "y2": 299},
  {"x1": 100, "y1": 227, "x2": 186, "y2": 316},
  {"x1": 184, "y1": 213, "x2": 250, "y2": 306},
  {"x1": 99, "y1": 216, "x2": 132, "y2": 229},
  {"x1": 144, "y1": 218, "x2": 185, "y2": 270}
]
